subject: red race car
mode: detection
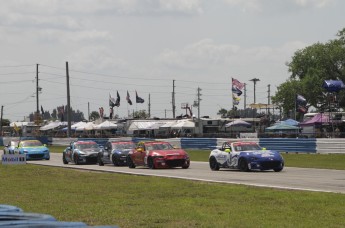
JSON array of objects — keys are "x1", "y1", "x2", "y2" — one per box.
[{"x1": 127, "y1": 141, "x2": 190, "y2": 169}]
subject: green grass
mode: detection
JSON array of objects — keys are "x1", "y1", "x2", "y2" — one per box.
[{"x1": 0, "y1": 165, "x2": 345, "y2": 227}]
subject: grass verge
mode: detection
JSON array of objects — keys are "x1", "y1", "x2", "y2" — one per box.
[{"x1": 0, "y1": 165, "x2": 345, "y2": 227}]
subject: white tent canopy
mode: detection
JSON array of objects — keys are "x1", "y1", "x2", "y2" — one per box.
[
  {"x1": 171, "y1": 120, "x2": 195, "y2": 129},
  {"x1": 225, "y1": 119, "x2": 251, "y2": 127},
  {"x1": 127, "y1": 121, "x2": 156, "y2": 131},
  {"x1": 95, "y1": 120, "x2": 117, "y2": 130},
  {"x1": 40, "y1": 121, "x2": 67, "y2": 131},
  {"x1": 71, "y1": 121, "x2": 88, "y2": 131},
  {"x1": 159, "y1": 121, "x2": 178, "y2": 128},
  {"x1": 76, "y1": 122, "x2": 97, "y2": 131},
  {"x1": 10, "y1": 122, "x2": 29, "y2": 128}
]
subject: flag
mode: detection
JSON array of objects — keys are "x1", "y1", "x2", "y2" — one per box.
[
  {"x1": 296, "y1": 94, "x2": 308, "y2": 114},
  {"x1": 126, "y1": 91, "x2": 132, "y2": 105},
  {"x1": 99, "y1": 107, "x2": 104, "y2": 117},
  {"x1": 232, "y1": 93, "x2": 241, "y2": 101},
  {"x1": 232, "y1": 78, "x2": 245, "y2": 90},
  {"x1": 109, "y1": 93, "x2": 116, "y2": 107},
  {"x1": 13, "y1": 123, "x2": 20, "y2": 132},
  {"x1": 232, "y1": 86, "x2": 242, "y2": 96},
  {"x1": 110, "y1": 107, "x2": 113, "y2": 119},
  {"x1": 114, "y1": 91, "x2": 120, "y2": 107},
  {"x1": 41, "y1": 105, "x2": 44, "y2": 115},
  {"x1": 136, "y1": 91, "x2": 145, "y2": 103}
]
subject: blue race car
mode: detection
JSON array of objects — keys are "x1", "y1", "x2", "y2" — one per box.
[
  {"x1": 209, "y1": 141, "x2": 284, "y2": 172},
  {"x1": 98, "y1": 141, "x2": 136, "y2": 166},
  {"x1": 14, "y1": 140, "x2": 50, "y2": 160}
]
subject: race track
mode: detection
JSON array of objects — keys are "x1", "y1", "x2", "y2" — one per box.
[{"x1": 22, "y1": 153, "x2": 345, "y2": 194}]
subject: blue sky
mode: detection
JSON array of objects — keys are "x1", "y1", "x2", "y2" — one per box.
[{"x1": 1, "y1": 0, "x2": 344, "y2": 122}]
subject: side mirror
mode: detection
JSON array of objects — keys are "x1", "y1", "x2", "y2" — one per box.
[
  {"x1": 137, "y1": 148, "x2": 143, "y2": 152},
  {"x1": 43, "y1": 144, "x2": 47, "y2": 147},
  {"x1": 262, "y1": 147, "x2": 266, "y2": 150},
  {"x1": 225, "y1": 149, "x2": 231, "y2": 153}
]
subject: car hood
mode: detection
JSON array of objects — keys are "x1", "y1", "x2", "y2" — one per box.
[
  {"x1": 21, "y1": 146, "x2": 48, "y2": 152},
  {"x1": 78, "y1": 148, "x2": 100, "y2": 154},
  {"x1": 113, "y1": 149, "x2": 132, "y2": 155},
  {"x1": 240, "y1": 150, "x2": 282, "y2": 159},
  {"x1": 149, "y1": 149, "x2": 188, "y2": 156}
]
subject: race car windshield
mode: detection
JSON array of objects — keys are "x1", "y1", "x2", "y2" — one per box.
[
  {"x1": 234, "y1": 144, "x2": 261, "y2": 151},
  {"x1": 21, "y1": 141, "x2": 42, "y2": 147},
  {"x1": 76, "y1": 144, "x2": 99, "y2": 150},
  {"x1": 114, "y1": 143, "x2": 135, "y2": 150},
  {"x1": 146, "y1": 143, "x2": 174, "y2": 150}
]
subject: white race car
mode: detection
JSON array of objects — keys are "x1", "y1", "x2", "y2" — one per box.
[{"x1": 209, "y1": 141, "x2": 284, "y2": 172}]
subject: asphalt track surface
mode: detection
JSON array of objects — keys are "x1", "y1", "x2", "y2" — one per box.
[{"x1": 17, "y1": 153, "x2": 344, "y2": 194}]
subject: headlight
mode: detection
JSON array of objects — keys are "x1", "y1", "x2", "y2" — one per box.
[
  {"x1": 43, "y1": 150, "x2": 49, "y2": 153},
  {"x1": 23, "y1": 150, "x2": 28, "y2": 154},
  {"x1": 155, "y1": 156, "x2": 164, "y2": 159},
  {"x1": 78, "y1": 151, "x2": 86, "y2": 155}
]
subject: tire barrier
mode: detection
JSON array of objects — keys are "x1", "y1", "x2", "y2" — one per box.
[
  {"x1": 0, "y1": 205, "x2": 23, "y2": 213},
  {"x1": 0, "y1": 205, "x2": 119, "y2": 227},
  {"x1": 2, "y1": 137, "x2": 344, "y2": 153}
]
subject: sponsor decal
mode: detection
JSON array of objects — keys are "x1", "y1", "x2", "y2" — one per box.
[{"x1": 1, "y1": 154, "x2": 26, "y2": 165}]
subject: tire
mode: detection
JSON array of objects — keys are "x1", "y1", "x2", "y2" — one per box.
[
  {"x1": 74, "y1": 154, "x2": 80, "y2": 165},
  {"x1": 274, "y1": 163, "x2": 284, "y2": 172},
  {"x1": 98, "y1": 154, "x2": 104, "y2": 166},
  {"x1": 182, "y1": 160, "x2": 190, "y2": 169},
  {"x1": 209, "y1": 156, "x2": 220, "y2": 171},
  {"x1": 62, "y1": 153, "x2": 68, "y2": 164},
  {"x1": 127, "y1": 156, "x2": 136, "y2": 168},
  {"x1": 112, "y1": 155, "x2": 119, "y2": 166},
  {"x1": 147, "y1": 157, "x2": 155, "y2": 169},
  {"x1": 239, "y1": 158, "x2": 249, "y2": 172}
]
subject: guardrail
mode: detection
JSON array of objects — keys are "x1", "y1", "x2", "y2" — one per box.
[{"x1": 2, "y1": 137, "x2": 345, "y2": 154}]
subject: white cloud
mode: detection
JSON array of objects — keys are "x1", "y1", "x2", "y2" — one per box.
[
  {"x1": 157, "y1": 39, "x2": 240, "y2": 69},
  {"x1": 293, "y1": 0, "x2": 335, "y2": 8},
  {"x1": 222, "y1": 0, "x2": 335, "y2": 12},
  {"x1": 66, "y1": 46, "x2": 128, "y2": 72},
  {"x1": 37, "y1": 29, "x2": 112, "y2": 43},
  {"x1": 157, "y1": 39, "x2": 307, "y2": 72}
]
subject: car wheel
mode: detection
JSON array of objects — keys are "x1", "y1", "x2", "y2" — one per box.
[
  {"x1": 112, "y1": 155, "x2": 119, "y2": 166},
  {"x1": 127, "y1": 156, "x2": 136, "y2": 168},
  {"x1": 274, "y1": 163, "x2": 284, "y2": 172},
  {"x1": 98, "y1": 154, "x2": 104, "y2": 166},
  {"x1": 147, "y1": 157, "x2": 155, "y2": 169},
  {"x1": 209, "y1": 156, "x2": 220, "y2": 171},
  {"x1": 62, "y1": 153, "x2": 68, "y2": 164},
  {"x1": 74, "y1": 154, "x2": 80, "y2": 165},
  {"x1": 239, "y1": 158, "x2": 249, "y2": 172},
  {"x1": 182, "y1": 160, "x2": 190, "y2": 169}
]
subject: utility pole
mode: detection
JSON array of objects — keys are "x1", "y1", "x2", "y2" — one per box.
[
  {"x1": 243, "y1": 83, "x2": 247, "y2": 118},
  {"x1": 36, "y1": 64, "x2": 40, "y2": 124},
  {"x1": 249, "y1": 78, "x2": 260, "y2": 104},
  {"x1": 66, "y1": 62, "x2": 71, "y2": 137},
  {"x1": 88, "y1": 102, "x2": 90, "y2": 121},
  {"x1": 0, "y1": 106, "x2": 3, "y2": 136},
  {"x1": 172, "y1": 80, "x2": 176, "y2": 119},
  {"x1": 197, "y1": 87, "x2": 202, "y2": 136},
  {"x1": 148, "y1": 93, "x2": 151, "y2": 118},
  {"x1": 267, "y1": 84, "x2": 271, "y2": 118}
]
